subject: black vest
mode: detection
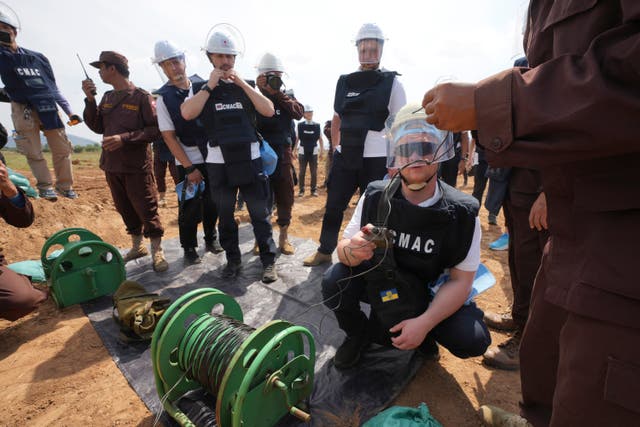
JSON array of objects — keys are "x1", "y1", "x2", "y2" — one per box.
[
  {"x1": 195, "y1": 80, "x2": 257, "y2": 146},
  {"x1": 156, "y1": 75, "x2": 208, "y2": 151},
  {"x1": 360, "y1": 179, "x2": 478, "y2": 338},
  {"x1": 334, "y1": 70, "x2": 397, "y2": 165},
  {"x1": 0, "y1": 46, "x2": 63, "y2": 130},
  {"x1": 297, "y1": 121, "x2": 321, "y2": 155},
  {"x1": 195, "y1": 80, "x2": 262, "y2": 185},
  {"x1": 256, "y1": 94, "x2": 294, "y2": 146},
  {"x1": 195, "y1": 80, "x2": 257, "y2": 165}
]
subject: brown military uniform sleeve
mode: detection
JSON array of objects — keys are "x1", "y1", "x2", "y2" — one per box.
[
  {"x1": 475, "y1": 2, "x2": 640, "y2": 170},
  {"x1": 475, "y1": 0, "x2": 640, "y2": 325}
]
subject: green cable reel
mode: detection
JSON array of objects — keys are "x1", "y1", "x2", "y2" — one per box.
[
  {"x1": 41, "y1": 227, "x2": 126, "y2": 308},
  {"x1": 41, "y1": 227, "x2": 103, "y2": 279},
  {"x1": 151, "y1": 288, "x2": 316, "y2": 427}
]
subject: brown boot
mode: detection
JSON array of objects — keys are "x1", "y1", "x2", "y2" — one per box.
[
  {"x1": 122, "y1": 235, "x2": 148, "y2": 262},
  {"x1": 478, "y1": 405, "x2": 532, "y2": 426},
  {"x1": 303, "y1": 251, "x2": 332, "y2": 266},
  {"x1": 150, "y1": 237, "x2": 169, "y2": 272},
  {"x1": 483, "y1": 311, "x2": 517, "y2": 331},
  {"x1": 278, "y1": 225, "x2": 295, "y2": 255},
  {"x1": 482, "y1": 330, "x2": 521, "y2": 371}
]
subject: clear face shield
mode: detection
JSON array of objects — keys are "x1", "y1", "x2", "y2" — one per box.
[
  {"x1": 155, "y1": 55, "x2": 186, "y2": 84},
  {"x1": 357, "y1": 39, "x2": 383, "y2": 66},
  {"x1": 386, "y1": 114, "x2": 454, "y2": 170}
]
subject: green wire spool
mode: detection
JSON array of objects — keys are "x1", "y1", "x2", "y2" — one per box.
[
  {"x1": 41, "y1": 228, "x2": 125, "y2": 308},
  {"x1": 151, "y1": 288, "x2": 316, "y2": 427}
]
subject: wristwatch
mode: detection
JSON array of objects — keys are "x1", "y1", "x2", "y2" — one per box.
[
  {"x1": 200, "y1": 84, "x2": 214, "y2": 94},
  {"x1": 184, "y1": 165, "x2": 197, "y2": 174}
]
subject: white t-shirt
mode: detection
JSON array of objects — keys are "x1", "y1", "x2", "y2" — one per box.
[
  {"x1": 335, "y1": 71, "x2": 407, "y2": 158},
  {"x1": 343, "y1": 184, "x2": 481, "y2": 272},
  {"x1": 184, "y1": 82, "x2": 260, "y2": 164},
  {"x1": 297, "y1": 120, "x2": 320, "y2": 156},
  {"x1": 156, "y1": 87, "x2": 205, "y2": 166}
]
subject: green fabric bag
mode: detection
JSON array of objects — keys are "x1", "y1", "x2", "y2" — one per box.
[
  {"x1": 362, "y1": 403, "x2": 443, "y2": 427},
  {"x1": 112, "y1": 280, "x2": 171, "y2": 342},
  {"x1": 7, "y1": 260, "x2": 46, "y2": 283}
]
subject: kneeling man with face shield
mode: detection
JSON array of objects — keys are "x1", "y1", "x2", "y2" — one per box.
[{"x1": 321, "y1": 103, "x2": 490, "y2": 369}]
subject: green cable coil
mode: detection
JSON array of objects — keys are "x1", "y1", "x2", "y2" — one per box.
[{"x1": 151, "y1": 288, "x2": 316, "y2": 427}]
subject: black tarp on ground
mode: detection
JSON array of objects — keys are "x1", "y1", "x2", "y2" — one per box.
[{"x1": 82, "y1": 225, "x2": 424, "y2": 426}]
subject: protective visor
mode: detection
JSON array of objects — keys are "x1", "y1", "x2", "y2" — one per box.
[
  {"x1": 357, "y1": 39, "x2": 383, "y2": 65},
  {"x1": 386, "y1": 121, "x2": 454, "y2": 169}
]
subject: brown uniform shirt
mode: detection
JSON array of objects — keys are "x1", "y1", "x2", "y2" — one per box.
[
  {"x1": 475, "y1": 0, "x2": 640, "y2": 329},
  {"x1": 83, "y1": 82, "x2": 160, "y2": 174}
]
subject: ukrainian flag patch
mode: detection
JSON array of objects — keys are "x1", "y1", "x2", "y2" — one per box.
[{"x1": 380, "y1": 289, "x2": 399, "y2": 302}]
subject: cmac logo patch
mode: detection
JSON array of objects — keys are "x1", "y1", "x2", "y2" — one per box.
[
  {"x1": 346, "y1": 91, "x2": 360, "y2": 97},
  {"x1": 215, "y1": 102, "x2": 243, "y2": 111}
]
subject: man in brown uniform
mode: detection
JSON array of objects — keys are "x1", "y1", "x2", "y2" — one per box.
[
  {"x1": 423, "y1": 1, "x2": 640, "y2": 426},
  {"x1": 0, "y1": 160, "x2": 47, "y2": 320},
  {"x1": 82, "y1": 51, "x2": 168, "y2": 272}
]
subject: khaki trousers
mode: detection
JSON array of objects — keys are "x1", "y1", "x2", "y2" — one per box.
[{"x1": 10, "y1": 102, "x2": 74, "y2": 191}]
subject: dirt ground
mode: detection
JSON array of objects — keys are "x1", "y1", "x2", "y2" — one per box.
[{"x1": 0, "y1": 154, "x2": 519, "y2": 427}]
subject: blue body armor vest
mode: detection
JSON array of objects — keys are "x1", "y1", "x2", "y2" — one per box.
[
  {"x1": 0, "y1": 46, "x2": 64, "y2": 130},
  {"x1": 256, "y1": 95, "x2": 294, "y2": 146},
  {"x1": 298, "y1": 121, "x2": 321, "y2": 156},
  {"x1": 156, "y1": 76, "x2": 209, "y2": 158},
  {"x1": 334, "y1": 70, "x2": 397, "y2": 165}
]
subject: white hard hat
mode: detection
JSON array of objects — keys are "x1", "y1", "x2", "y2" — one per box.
[
  {"x1": 206, "y1": 31, "x2": 240, "y2": 55},
  {"x1": 304, "y1": 104, "x2": 313, "y2": 113},
  {"x1": 0, "y1": 2, "x2": 20, "y2": 30},
  {"x1": 257, "y1": 52, "x2": 284, "y2": 74},
  {"x1": 385, "y1": 103, "x2": 454, "y2": 168},
  {"x1": 151, "y1": 40, "x2": 185, "y2": 64},
  {"x1": 355, "y1": 23, "x2": 385, "y2": 45}
]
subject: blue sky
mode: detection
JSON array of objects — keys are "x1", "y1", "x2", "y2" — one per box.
[{"x1": 1, "y1": 0, "x2": 528, "y2": 142}]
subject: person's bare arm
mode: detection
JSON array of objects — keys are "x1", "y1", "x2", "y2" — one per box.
[{"x1": 331, "y1": 113, "x2": 341, "y2": 150}]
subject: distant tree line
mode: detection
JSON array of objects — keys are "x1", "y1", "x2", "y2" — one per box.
[{"x1": 32, "y1": 143, "x2": 102, "y2": 153}]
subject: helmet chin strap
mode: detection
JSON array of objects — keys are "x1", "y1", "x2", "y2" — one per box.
[{"x1": 398, "y1": 159, "x2": 437, "y2": 192}]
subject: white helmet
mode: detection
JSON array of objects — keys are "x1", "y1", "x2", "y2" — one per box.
[
  {"x1": 355, "y1": 23, "x2": 385, "y2": 45},
  {"x1": 257, "y1": 52, "x2": 284, "y2": 74},
  {"x1": 206, "y1": 31, "x2": 240, "y2": 55},
  {"x1": 151, "y1": 40, "x2": 184, "y2": 64},
  {"x1": 0, "y1": 2, "x2": 20, "y2": 30},
  {"x1": 303, "y1": 104, "x2": 313, "y2": 113}
]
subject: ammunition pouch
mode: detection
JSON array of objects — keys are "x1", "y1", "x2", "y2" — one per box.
[
  {"x1": 112, "y1": 280, "x2": 171, "y2": 342},
  {"x1": 364, "y1": 250, "x2": 430, "y2": 345}
]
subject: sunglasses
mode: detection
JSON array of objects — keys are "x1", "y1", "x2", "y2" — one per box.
[{"x1": 394, "y1": 141, "x2": 435, "y2": 158}]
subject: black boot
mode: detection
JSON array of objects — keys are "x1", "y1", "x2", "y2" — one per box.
[
  {"x1": 220, "y1": 260, "x2": 242, "y2": 278},
  {"x1": 334, "y1": 334, "x2": 369, "y2": 369},
  {"x1": 184, "y1": 247, "x2": 202, "y2": 265}
]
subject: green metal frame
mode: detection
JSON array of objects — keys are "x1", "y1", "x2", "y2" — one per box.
[
  {"x1": 151, "y1": 288, "x2": 316, "y2": 427},
  {"x1": 48, "y1": 240, "x2": 125, "y2": 308}
]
